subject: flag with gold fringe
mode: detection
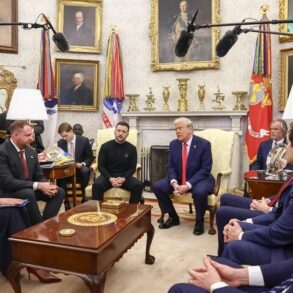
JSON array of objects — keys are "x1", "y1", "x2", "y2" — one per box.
[
  {"x1": 37, "y1": 28, "x2": 58, "y2": 147},
  {"x1": 245, "y1": 14, "x2": 273, "y2": 165},
  {"x1": 102, "y1": 29, "x2": 125, "y2": 128}
]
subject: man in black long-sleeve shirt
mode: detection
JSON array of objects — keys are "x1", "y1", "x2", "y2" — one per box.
[{"x1": 92, "y1": 121, "x2": 143, "y2": 203}]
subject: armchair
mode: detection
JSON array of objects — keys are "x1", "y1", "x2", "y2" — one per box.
[
  {"x1": 158, "y1": 129, "x2": 237, "y2": 235},
  {"x1": 85, "y1": 127, "x2": 140, "y2": 201}
]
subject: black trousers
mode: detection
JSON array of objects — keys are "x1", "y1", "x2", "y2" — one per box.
[{"x1": 92, "y1": 175, "x2": 143, "y2": 204}]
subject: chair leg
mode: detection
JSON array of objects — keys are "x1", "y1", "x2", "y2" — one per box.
[
  {"x1": 207, "y1": 205, "x2": 217, "y2": 235},
  {"x1": 188, "y1": 203, "x2": 193, "y2": 214}
]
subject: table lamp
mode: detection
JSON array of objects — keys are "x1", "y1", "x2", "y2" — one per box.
[
  {"x1": 283, "y1": 85, "x2": 293, "y2": 120},
  {"x1": 6, "y1": 88, "x2": 48, "y2": 120}
]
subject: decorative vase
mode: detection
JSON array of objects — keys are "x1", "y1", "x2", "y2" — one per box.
[
  {"x1": 162, "y1": 86, "x2": 170, "y2": 111},
  {"x1": 177, "y1": 78, "x2": 189, "y2": 111},
  {"x1": 197, "y1": 84, "x2": 206, "y2": 110}
]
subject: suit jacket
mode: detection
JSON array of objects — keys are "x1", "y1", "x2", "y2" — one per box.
[
  {"x1": 239, "y1": 182, "x2": 293, "y2": 261},
  {"x1": 250, "y1": 139, "x2": 274, "y2": 170},
  {"x1": 58, "y1": 135, "x2": 94, "y2": 167},
  {"x1": 0, "y1": 139, "x2": 46, "y2": 194},
  {"x1": 167, "y1": 135, "x2": 214, "y2": 188},
  {"x1": 61, "y1": 83, "x2": 93, "y2": 106},
  {"x1": 250, "y1": 138, "x2": 293, "y2": 170}
]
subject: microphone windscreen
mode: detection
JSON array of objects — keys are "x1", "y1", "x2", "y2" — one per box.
[
  {"x1": 175, "y1": 30, "x2": 194, "y2": 57},
  {"x1": 216, "y1": 30, "x2": 238, "y2": 57},
  {"x1": 52, "y1": 33, "x2": 70, "y2": 52}
]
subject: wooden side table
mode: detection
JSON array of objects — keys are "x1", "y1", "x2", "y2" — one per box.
[
  {"x1": 244, "y1": 170, "x2": 284, "y2": 200},
  {"x1": 42, "y1": 162, "x2": 77, "y2": 206}
]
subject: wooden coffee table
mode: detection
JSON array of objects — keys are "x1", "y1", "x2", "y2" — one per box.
[{"x1": 7, "y1": 201, "x2": 155, "y2": 293}]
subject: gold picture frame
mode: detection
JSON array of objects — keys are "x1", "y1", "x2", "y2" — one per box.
[
  {"x1": 0, "y1": 0, "x2": 18, "y2": 53},
  {"x1": 57, "y1": 0, "x2": 102, "y2": 53},
  {"x1": 150, "y1": 0, "x2": 220, "y2": 71},
  {"x1": 279, "y1": 0, "x2": 293, "y2": 42},
  {"x1": 279, "y1": 48, "x2": 293, "y2": 111},
  {"x1": 55, "y1": 58, "x2": 99, "y2": 112}
]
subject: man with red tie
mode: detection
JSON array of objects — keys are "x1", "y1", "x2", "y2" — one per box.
[
  {"x1": 153, "y1": 117, "x2": 215, "y2": 235},
  {"x1": 0, "y1": 121, "x2": 65, "y2": 226}
]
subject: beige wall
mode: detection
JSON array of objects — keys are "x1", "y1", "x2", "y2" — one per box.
[{"x1": 0, "y1": 0, "x2": 290, "y2": 143}]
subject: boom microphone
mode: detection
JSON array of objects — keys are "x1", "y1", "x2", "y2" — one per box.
[
  {"x1": 175, "y1": 9, "x2": 198, "y2": 57},
  {"x1": 216, "y1": 24, "x2": 242, "y2": 57},
  {"x1": 42, "y1": 14, "x2": 69, "y2": 52}
]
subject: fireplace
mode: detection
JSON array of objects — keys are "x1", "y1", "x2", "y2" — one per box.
[{"x1": 122, "y1": 111, "x2": 247, "y2": 189}]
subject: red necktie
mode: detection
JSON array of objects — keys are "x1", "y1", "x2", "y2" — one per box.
[
  {"x1": 19, "y1": 150, "x2": 29, "y2": 180},
  {"x1": 269, "y1": 176, "x2": 293, "y2": 207},
  {"x1": 182, "y1": 142, "x2": 188, "y2": 185}
]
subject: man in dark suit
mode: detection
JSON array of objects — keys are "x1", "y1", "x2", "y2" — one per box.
[
  {"x1": 221, "y1": 125, "x2": 293, "y2": 265},
  {"x1": 61, "y1": 72, "x2": 93, "y2": 106},
  {"x1": 153, "y1": 117, "x2": 215, "y2": 235},
  {"x1": 57, "y1": 122, "x2": 94, "y2": 206},
  {"x1": 216, "y1": 119, "x2": 293, "y2": 254},
  {"x1": 169, "y1": 256, "x2": 293, "y2": 293},
  {"x1": 0, "y1": 121, "x2": 65, "y2": 226},
  {"x1": 250, "y1": 119, "x2": 289, "y2": 170}
]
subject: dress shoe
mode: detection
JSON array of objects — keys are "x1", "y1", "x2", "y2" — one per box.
[
  {"x1": 159, "y1": 217, "x2": 180, "y2": 229},
  {"x1": 193, "y1": 221, "x2": 204, "y2": 235},
  {"x1": 27, "y1": 268, "x2": 61, "y2": 283}
]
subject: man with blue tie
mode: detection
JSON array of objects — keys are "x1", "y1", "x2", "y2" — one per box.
[{"x1": 153, "y1": 117, "x2": 215, "y2": 235}]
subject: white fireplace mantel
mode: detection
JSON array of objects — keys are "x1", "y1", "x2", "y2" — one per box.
[
  {"x1": 121, "y1": 110, "x2": 247, "y2": 133},
  {"x1": 121, "y1": 110, "x2": 248, "y2": 189}
]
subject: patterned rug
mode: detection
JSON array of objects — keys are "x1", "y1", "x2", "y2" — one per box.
[{"x1": 145, "y1": 199, "x2": 211, "y2": 223}]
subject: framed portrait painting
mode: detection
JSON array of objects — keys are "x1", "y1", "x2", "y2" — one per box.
[
  {"x1": 0, "y1": 0, "x2": 18, "y2": 53},
  {"x1": 279, "y1": 0, "x2": 293, "y2": 42},
  {"x1": 150, "y1": 0, "x2": 220, "y2": 71},
  {"x1": 55, "y1": 59, "x2": 99, "y2": 111},
  {"x1": 280, "y1": 48, "x2": 293, "y2": 111},
  {"x1": 57, "y1": 0, "x2": 102, "y2": 53}
]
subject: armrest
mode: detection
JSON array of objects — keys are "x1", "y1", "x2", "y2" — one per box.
[{"x1": 213, "y1": 169, "x2": 232, "y2": 197}]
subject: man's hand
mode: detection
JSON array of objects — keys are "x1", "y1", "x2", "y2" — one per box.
[
  {"x1": 76, "y1": 163, "x2": 83, "y2": 169},
  {"x1": 209, "y1": 259, "x2": 249, "y2": 287},
  {"x1": 37, "y1": 182, "x2": 58, "y2": 198},
  {"x1": 250, "y1": 197, "x2": 271, "y2": 212},
  {"x1": 187, "y1": 256, "x2": 222, "y2": 291},
  {"x1": 173, "y1": 183, "x2": 189, "y2": 196},
  {"x1": 224, "y1": 219, "x2": 243, "y2": 243},
  {"x1": 109, "y1": 177, "x2": 125, "y2": 188}
]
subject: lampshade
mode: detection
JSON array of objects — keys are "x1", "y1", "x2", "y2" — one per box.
[
  {"x1": 6, "y1": 88, "x2": 48, "y2": 120},
  {"x1": 283, "y1": 85, "x2": 293, "y2": 120}
]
